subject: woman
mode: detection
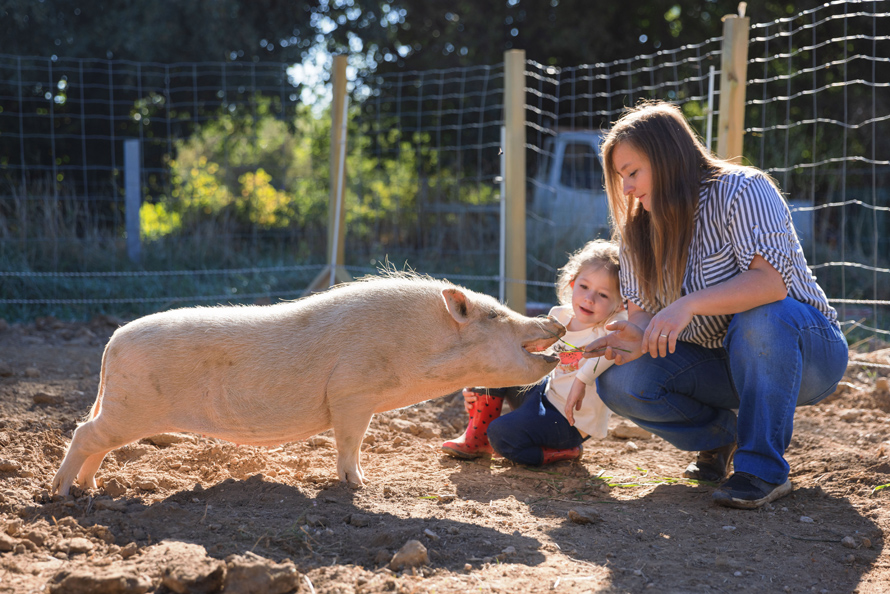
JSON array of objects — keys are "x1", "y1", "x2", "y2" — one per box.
[{"x1": 584, "y1": 101, "x2": 848, "y2": 509}]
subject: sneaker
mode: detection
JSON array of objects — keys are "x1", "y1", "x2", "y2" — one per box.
[
  {"x1": 712, "y1": 471, "x2": 793, "y2": 509},
  {"x1": 683, "y1": 442, "x2": 738, "y2": 483}
]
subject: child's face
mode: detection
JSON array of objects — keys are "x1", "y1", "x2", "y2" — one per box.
[{"x1": 570, "y1": 265, "x2": 621, "y2": 328}]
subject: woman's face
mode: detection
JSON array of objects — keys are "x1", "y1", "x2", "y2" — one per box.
[{"x1": 612, "y1": 142, "x2": 653, "y2": 212}]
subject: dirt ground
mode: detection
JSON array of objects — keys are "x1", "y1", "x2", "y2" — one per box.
[{"x1": 0, "y1": 316, "x2": 888, "y2": 594}]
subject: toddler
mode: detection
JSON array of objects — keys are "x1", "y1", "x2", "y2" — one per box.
[{"x1": 441, "y1": 239, "x2": 626, "y2": 465}]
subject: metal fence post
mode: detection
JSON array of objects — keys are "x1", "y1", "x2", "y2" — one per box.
[
  {"x1": 504, "y1": 49, "x2": 527, "y2": 315},
  {"x1": 716, "y1": 7, "x2": 750, "y2": 162},
  {"x1": 124, "y1": 139, "x2": 142, "y2": 264}
]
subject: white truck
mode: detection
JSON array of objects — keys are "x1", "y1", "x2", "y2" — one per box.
[{"x1": 529, "y1": 130, "x2": 813, "y2": 251}]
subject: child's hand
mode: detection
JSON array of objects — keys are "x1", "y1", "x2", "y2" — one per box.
[
  {"x1": 564, "y1": 379, "x2": 587, "y2": 426},
  {"x1": 461, "y1": 387, "x2": 483, "y2": 414}
]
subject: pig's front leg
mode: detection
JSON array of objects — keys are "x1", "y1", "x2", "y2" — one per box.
[{"x1": 331, "y1": 404, "x2": 375, "y2": 488}]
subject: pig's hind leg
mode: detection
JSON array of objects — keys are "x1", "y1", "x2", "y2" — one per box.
[{"x1": 52, "y1": 415, "x2": 146, "y2": 496}]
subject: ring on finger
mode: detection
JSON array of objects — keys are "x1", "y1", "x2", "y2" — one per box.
[{"x1": 659, "y1": 333, "x2": 668, "y2": 339}]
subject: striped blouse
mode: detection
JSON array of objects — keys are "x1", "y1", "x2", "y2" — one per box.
[{"x1": 618, "y1": 168, "x2": 839, "y2": 349}]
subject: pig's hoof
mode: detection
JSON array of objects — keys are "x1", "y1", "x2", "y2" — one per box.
[{"x1": 343, "y1": 473, "x2": 364, "y2": 489}]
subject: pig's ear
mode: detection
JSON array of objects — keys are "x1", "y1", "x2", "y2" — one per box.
[{"x1": 442, "y1": 288, "x2": 472, "y2": 324}]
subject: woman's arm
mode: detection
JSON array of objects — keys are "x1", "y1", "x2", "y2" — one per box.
[
  {"x1": 643, "y1": 254, "x2": 787, "y2": 357},
  {"x1": 584, "y1": 255, "x2": 786, "y2": 363}
]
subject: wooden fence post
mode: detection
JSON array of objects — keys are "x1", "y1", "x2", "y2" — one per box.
[
  {"x1": 503, "y1": 49, "x2": 527, "y2": 315},
  {"x1": 305, "y1": 54, "x2": 352, "y2": 294},
  {"x1": 716, "y1": 7, "x2": 750, "y2": 162}
]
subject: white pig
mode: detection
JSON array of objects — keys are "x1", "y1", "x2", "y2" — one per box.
[{"x1": 52, "y1": 272, "x2": 565, "y2": 495}]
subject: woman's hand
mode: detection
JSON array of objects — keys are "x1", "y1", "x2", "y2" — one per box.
[
  {"x1": 642, "y1": 298, "x2": 694, "y2": 358},
  {"x1": 581, "y1": 319, "x2": 645, "y2": 365}
]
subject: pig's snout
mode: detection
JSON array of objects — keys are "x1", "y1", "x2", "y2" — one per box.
[
  {"x1": 521, "y1": 315, "x2": 565, "y2": 363},
  {"x1": 539, "y1": 315, "x2": 567, "y2": 340}
]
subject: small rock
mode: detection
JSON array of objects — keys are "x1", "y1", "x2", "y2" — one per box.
[
  {"x1": 304, "y1": 514, "x2": 327, "y2": 527},
  {"x1": 841, "y1": 536, "x2": 857, "y2": 549},
  {"x1": 567, "y1": 508, "x2": 602, "y2": 525},
  {"x1": 0, "y1": 362, "x2": 13, "y2": 377},
  {"x1": 464, "y1": 563, "x2": 473, "y2": 571},
  {"x1": 389, "y1": 540, "x2": 429, "y2": 571},
  {"x1": 0, "y1": 459, "x2": 21, "y2": 472},
  {"x1": 423, "y1": 528, "x2": 440, "y2": 542},
  {"x1": 94, "y1": 498, "x2": 128, "y2": 512},
  {"x1": 610, "y1": 420, "x2": 652, "y2": 440},
  {"x1": 103, "y1": 477, "x2": 128, "y2": 498},
  {"x1": 388, "y1": 419, "x2": 419, "y2": 434},
  {"x1": 24, "y1": 367, "x2": 40, "y2": 378},
  {"x1": 862, "y1": 537, "x2": 872, "y2": 548},
  {"x1": 306, "y1": 435, "x2": 333, "y2": 447},
  {"x1": 840, "y1": 409, "x2": 865, "y2": 422},
  {"x1": 625, "y1": 441, "x2": 639, "y2": 451},
  {"x1": 845, "y1": 554, "x2": 855, "y2": 564},
  {"x1": 48, "y1": 569, "x2": 151, "y2": 594},
  {"x1": 876, "y1": 377, "x2": 889, "y2": 392},
  {"x1": 723, "y1": 526, "x2": 737, "y2": 531},
  {"x1": 383, "y1": 485, "x2": 395, "y2": 497},
  {"x1": 415, "y1": 422, "x2": 441, "y2": 438},
  {"x1": 0, "y1": 532, "x2": 17, "y2": 552},
  {"x1": 347, "y1": 513, "x2": 371, "y2": 527},
  {"x1": 223, "y1": 554, "x2": 300, "y2": 594},
  {"x1": 24, "y1": 531, "x2": 46, "y2": 546},
  {"x1": 33, "y1": 392, "x2": 63, "y2": 406},
  {"x1": 161, "y1": 552, "x2": 225, "y2": 594},
  {"x1": 501, "y1": 546, "x2": 516, "y2": 557},
  {"x1": 57, "y1": 538, "x2": 94, "y2": 554},
  {"x1": 799, "y1": 516, "x2": 814, "y2": 523},
  {"x1": 135, "y1": 481, "x2": 157, "y2": 492},
  {"x1": 119, "y1": 542, "x2": 139, "y2": 559},
  {"x1": 374, "y1": 548, "x2": 391, "y2": 566}
]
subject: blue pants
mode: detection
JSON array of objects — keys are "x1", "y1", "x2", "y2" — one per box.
[
  {"x1": 595, "y1": 298, "x2": 848, "y2": 484},
  {"x1": 488, "y1": 379, "x2": 586, "y2": 465}
]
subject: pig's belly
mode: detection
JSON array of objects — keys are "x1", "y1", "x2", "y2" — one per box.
[
  {"x1": 152, "y1": 383, "x2": 334, "y2": 447},
  {"x1": 178, "y1": 412, "x2": 332, "y2": 447}
]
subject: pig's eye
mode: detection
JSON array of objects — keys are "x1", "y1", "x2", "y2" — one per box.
[{"x1": 488, "y1": 309, "x2": 499, "y2": 319}]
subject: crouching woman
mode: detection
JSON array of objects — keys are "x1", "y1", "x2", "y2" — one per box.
[{"x1": 585, "y1": 101, "x2": 848, "y2": 509}]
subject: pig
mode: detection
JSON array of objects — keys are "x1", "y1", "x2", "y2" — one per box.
[{"x1": 51, "y1": 272, "x2": 565, "y2": 495}]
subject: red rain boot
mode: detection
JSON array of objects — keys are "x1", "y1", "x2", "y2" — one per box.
[
  {"x1": 441, "y1": 391, "x2": 504, "y2": 459},
  {"x1": 541, "y1": 444, "x2": 584, "y2": 465}
]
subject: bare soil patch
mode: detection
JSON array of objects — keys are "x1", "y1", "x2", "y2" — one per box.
[{"x1": 0, "y1": 318, "x2": 888, "y2": 593}]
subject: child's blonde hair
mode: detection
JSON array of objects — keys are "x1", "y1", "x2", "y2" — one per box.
[{"x1": 555, "y1": 239, "x2": 621, "y2": 307}]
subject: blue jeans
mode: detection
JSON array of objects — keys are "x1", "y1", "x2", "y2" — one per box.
[
  {"x1": 595, "y1": 298, "x2": 848, "y2": 484},
  {"x1": 488, "y1": 379, "x2": 586, "y2": 465}
]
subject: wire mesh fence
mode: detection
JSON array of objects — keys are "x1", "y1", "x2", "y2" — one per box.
[
  {"x1": 524, "y1": 34, "x2": 724, "y2": 306},
  {"x1": 0, "y1": 1, "x2": 887, "y2": 343},
  {"x1": 525, "y1": 0, "x2": 888, "y2": 340},
  {"x1": 0, "y1": 55, "x2": 327, "y2": 318},
  {"x1": 744, "y1": 0, "x2": 890, "y2": 340},
  {"x1": 348, "y1": 63, "x2": 506, "y2": 294}
]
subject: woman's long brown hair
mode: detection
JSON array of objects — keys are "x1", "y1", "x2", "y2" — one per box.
[{"x1": 601, "y1": 101, "x2": 740, "y2": 309}]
